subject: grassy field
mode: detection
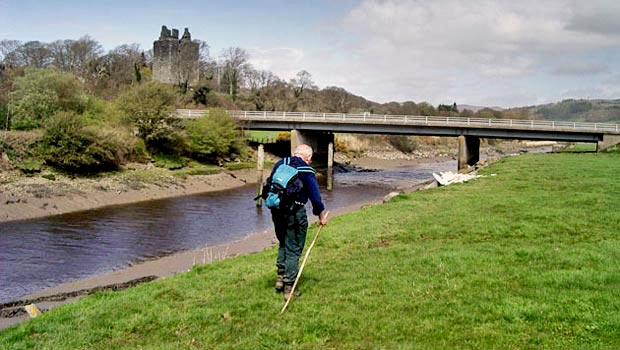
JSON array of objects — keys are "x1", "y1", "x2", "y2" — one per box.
[
  {"x1": 560, "y1": 143, "x2": 599, "y2": 152},
  {"x1": 246, "y1": 130, "x2": 280, "y2": 143},
  {"x1": 1, "y1": 153, "x2": 619, "y2": 349}
]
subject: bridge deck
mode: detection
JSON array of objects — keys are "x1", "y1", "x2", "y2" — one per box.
[{"x1": 177, "y1": 109, "x2": 619, "y2": 142}]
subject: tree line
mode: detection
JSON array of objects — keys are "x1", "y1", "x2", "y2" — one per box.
[
  {"x1": 0, "y1": 37, "x2": 253, "y2": 174},
  {"x1": 0, "y1": 36, "x2": 533, "y2": 118},
  {"x1": 4, "y1": 36, "x2": 615, "y2": 123},
  {"x1": 7, "y1": 35, "x2": 598, "y2": 174}
]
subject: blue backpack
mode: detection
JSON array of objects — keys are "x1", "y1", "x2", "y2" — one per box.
[{"x1": 263, "y1": 158, "x2": 313, "y2": 210}]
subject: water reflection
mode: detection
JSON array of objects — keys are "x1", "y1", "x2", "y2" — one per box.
[{"x1": 0, "y1": 160, "x2": 455, "y2": 303}]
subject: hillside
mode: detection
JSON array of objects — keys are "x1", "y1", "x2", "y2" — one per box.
[{"x1": 506, "y1": 99, "x2": 620, "y2": 123}]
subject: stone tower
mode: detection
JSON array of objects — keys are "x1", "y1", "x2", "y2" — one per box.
[{"x1": 153, "y1": 25, "x2": 200, "y2": 86}]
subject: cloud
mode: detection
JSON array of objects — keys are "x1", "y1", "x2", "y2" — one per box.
[
  {"x1": 565, "y1": 1, "x2": 620, "y2": 36},
  {"x1": 552, "y1": 61, "x2": 609, "y2": 76},
  {"x1": 248, "y1": 47, "x2": 306, "y2": 81},
  {"x1": 318, "y1": 0, "x2": 620, "y2": 106},
  {"x1": 236, "y1": 1, "x2": 620, "y2": 107}
]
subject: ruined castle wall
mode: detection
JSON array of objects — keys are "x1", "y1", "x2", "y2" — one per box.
[
  {"x1": 152, "y1": 39, "x2": 179, "y2": 84},
  {"x1": 152, "y1": 26, "x2": 200, "y2": 86}
]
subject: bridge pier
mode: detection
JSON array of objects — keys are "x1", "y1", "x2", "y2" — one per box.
[
  {"x1": 597, "y1": 134, "x2": 620, "y2": 151},
  {"x1": 458, "y1": 135, "x2": 480, "y2": 172},
  {"x1": 291, "y1": 130, "x2": 334, "y2": 189}
]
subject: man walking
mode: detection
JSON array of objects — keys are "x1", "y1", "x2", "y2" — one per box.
[{"x1": 269, "y1": 144, "x2": 328, "y2": 300}]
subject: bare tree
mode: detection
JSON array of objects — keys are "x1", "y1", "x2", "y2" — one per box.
[
  {"x1": 48, "y1": 40, "x2": 71, "y2": 70},
  {"x1": 0, "y1": 40, "x2": 21, "y2": 63},
  {"x1": 67, "y1": 36, "x2": 103, "y2": 75},
  {"x1": 219, "y1": 47, "x2": 250, "y2": 98},
  {"x1": 245, "y1": 69, "x2": 278, "y2": 91},
  {"x1": 290, "y1": 70, "x2": 315, "y2": 98},
  {"x1": 87, "y1": 44, "x2": 143, "y2": 97},
  {"x1": 197, "y1": 40, "x2": 211, "y2": 63},
  {"x1": 3, "y1": 41, "x2": 51, "y2": 67}
]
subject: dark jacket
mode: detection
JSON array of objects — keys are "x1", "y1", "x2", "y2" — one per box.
[{"x1": 269, "y1": 156, "x2": 325, "y2": 216}]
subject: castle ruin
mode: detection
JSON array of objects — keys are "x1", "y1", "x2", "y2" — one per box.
[{"x1": 152, "y1": 25, "x2": 200, "y2": 87}]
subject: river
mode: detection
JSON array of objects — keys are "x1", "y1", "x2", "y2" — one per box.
[{"x1": 0, "y1": 159, "x2": 456, "y2": 304}]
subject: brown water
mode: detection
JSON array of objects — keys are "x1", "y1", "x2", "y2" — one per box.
[{"x1": 0, "y1": 160, "x2": 455, "y2": 303}]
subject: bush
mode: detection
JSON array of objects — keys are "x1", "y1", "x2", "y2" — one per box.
[
  {"x1": 115, "y1": 82, "x2": 183, "y2": 152},
  {"x1": 387, "y1": 135, "x2": 417, "y2": 153},
  {"x1": 15, "y1": 158, "x2": 43, "y2": 174},
  {"x1": 185, "y1": 108, "x2": 246, "y2": 160},
  {"x1": 0, "y1": 130, "x2": 43, "y2": 163},
  {"x1": 90, "y1": 125, "x2": 149, "y2": 164},
  {"x1": 205, "y1": 91, "x2": 238, "y2": 109},
  {"x1": 8, "y1": 68, "x2": 87, "y2": 130},
  {"x1": 82, "y1": 95, "x2": 114, "y2": 124},
  {"x1": 40, "y1": 112, "x2": 124, "y2": 172},
  {"x1": 153, "y1": 153, "x2": 188, "y2": 170},
  {"x1": 276, "y1": 132, "x2": 291, "y2": 142}
]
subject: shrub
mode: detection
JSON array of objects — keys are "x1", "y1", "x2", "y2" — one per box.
[
  {"x1": 185, "y1": 108, "x2": 246, "y2": 160},
  {"x1": 8, "y1": 68, "x2": 87, "y2": 130},
  {"x1": 205, "y1": 91, "x2": 238, "y2": 109},
  {"x1": 82, "y1": 95, "x2": 113, "y2": 124},
  {"x1": 40, "y1": 112, "x2": 124, "y2": 172},
  {"x1": 334, "y1": 137, "x2": 352, "y2": 153},
  {"x1": 276, "y1": 132, "x2": 291, "y2": 142},
  {"x1": 115, "y1": 81, "x2": 182, "y2": 152},
  {"x1": 153, "y1": 153, "x2": 188, "y2": 170},
  {"x1": 0, "y1": 130, "x2": 43, "y2": 162},
  {"x1": 89, "y1": 125, "x2": 149, "y2": 164},
  {"x1": 15, "y1": 158, "x2": 43, "y2": 174},
  {"x1": 387, "y1": 135, "x2": 417, "y2": 153}
]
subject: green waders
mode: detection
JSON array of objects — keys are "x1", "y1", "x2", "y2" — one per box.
[{"x1": 272, "y1": 205, "x2": 308, "y2": 285}]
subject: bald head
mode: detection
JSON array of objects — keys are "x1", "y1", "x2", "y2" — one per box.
[{"x1": 293, "y1": 144, "x2": 313, "y2": 163}]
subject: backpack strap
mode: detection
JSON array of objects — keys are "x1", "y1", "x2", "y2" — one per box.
[
  {"x1": 296, "y1": 166, "x2": 315, "y2": 174},
  {"x1": 282, "y1": 157, "x2": 314, "y2": 173}
]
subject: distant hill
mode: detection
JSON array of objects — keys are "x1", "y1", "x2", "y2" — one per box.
[
  {"x1": 458, "y1": 104, "x2": 504, "y2": 113},
  {"x1": 507, "y1": 99, "x2": 620, "y2": 123}
]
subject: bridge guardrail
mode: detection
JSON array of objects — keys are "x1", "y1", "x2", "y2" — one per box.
[{"x1": 175, "y1": 109, "x2": 620, "y2": 134}]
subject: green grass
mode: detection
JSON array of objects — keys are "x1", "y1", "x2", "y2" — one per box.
[
  {"x1": 223, "y1": 161, "x2": 255, "y2": 171},
  {"x1": 246, "y1": 130, "x2": 279, "y2": 143},
  {"x1": 152, "y1": 154, "x2": 189, "y2": 170},
  {"x1": 14, "y1": 158, "x2": 44, "y2": 174},
  {"x1": 171, "y1": 161, "x2": 221, "y2": 177},
  {"x1": 2, "y1": 153, "x2": 619, "y2": 349},
  {"x1": 246, "y1": 130, "x2": 279, "y2": 139},
  {"x1": 560, "y1": 142, "x2": 598, "y2": 152}
]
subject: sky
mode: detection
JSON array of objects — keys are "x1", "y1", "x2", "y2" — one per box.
[{"x1": 2, "y1": 0, "x2": 620, "y2": 108}]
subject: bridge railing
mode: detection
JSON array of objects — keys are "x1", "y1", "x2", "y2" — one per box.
[{"x1": 175, "y1": 109, "x2": 620, "y2": 134}]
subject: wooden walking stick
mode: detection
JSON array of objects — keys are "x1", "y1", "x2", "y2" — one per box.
[{"x1": 281, "y1": 211, "x2": 329, "y2": 314}]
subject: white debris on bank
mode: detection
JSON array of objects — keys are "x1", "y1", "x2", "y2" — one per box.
[{"x1": 432, "y1": 171, "x2": 489, "y2": 186}]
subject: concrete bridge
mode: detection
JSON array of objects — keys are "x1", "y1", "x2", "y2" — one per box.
[{"x1": 177, "y1": 109, "x2": 620, "y2": 171}]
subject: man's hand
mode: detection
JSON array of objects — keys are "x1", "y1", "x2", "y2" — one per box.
[{"x1": 319, "y1": 211, "x2": 329, "y2": 226}]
